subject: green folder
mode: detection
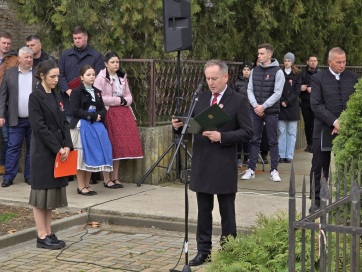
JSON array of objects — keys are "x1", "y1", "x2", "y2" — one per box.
[{"x1": 177, "y1": 104, "x2": 231, "y2": 134}]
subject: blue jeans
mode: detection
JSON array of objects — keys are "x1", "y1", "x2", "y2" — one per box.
[
  {"x1": 0, "y1": 123, "x2": 8, "y2": 166},
  {"x1": 248, "y1": 111, "x2": 279, "y2": 171},
  {"x1": 278, "y1": 120, "x2": 297, "y2": 159},
  {"x1": 0, "y1": 109, "x2": 9, "y2": 166},
  {"x1": 4, "y1": 118, "x2": 32, "y2": 181}
]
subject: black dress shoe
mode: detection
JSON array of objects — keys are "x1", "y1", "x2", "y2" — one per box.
[
  {"x1": 37, "y1": 236, "x2": 64, "y2": 249},
  {"x1": 189, "y1": 253, "x2": 210, "y2": 266},
  {"x1": 49, "y1": 233, "x2": 66, "y2": 247},
  {"x1": 284, "y1": 158, "x2": 292, "y2": 163},
  {"x1": 25, "y1": 178, "x2": 31, "y2": 185},
  {"x1": 1, "y1": 179, "x2": 13, "y2": 187}
]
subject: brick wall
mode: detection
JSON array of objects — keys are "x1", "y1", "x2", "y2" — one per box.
[{"x1": 0, "y1": 0, "x2": 38, "y2": 51}]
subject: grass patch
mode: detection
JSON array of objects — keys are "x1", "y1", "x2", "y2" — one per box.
[{"x1": 0, "y1": 212, "x2": 17, "y2": 223}]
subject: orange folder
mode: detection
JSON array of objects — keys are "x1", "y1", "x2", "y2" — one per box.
[
  {"x1": 54, "y1": 150, "x2": 78, "y2": 178},
  {"x1": 68, "y1": 77, "x2": 81, "y2": 90}
]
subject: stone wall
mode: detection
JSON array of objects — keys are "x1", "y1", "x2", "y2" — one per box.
[
  {"x1": 120, "y1": 126, "x2": 178, "y2": 185},
  {"x1": 0, "y1": 0, "x2": 38, "y2": 50}
]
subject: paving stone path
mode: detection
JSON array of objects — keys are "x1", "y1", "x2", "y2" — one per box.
[{"x1": 0, "y1": 224, "x2": 219, "y2": 272}]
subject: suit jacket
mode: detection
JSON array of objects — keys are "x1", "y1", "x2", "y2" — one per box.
[
  {"x1": 189, "y1": 87, "x2": 253, "y2": 194},
  {"x1": 28, "y1": 84, "x2": 73, "y2": 190},
  {"x1": 0, "y1": 66, "x2": 37, "y2": 126},
  {"x1": 311, "y1": 68, "x2": 358, "y2": 145}
]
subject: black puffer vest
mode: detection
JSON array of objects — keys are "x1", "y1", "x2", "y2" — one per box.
[{"x1": 251, "y1": 65, "x2": 280, "y2": 114}]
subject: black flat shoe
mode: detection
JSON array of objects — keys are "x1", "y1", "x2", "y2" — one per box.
[
  {"x1": 86, "y1": 187, "x2": 97, "y2": 195},
  {"x1": 49, "y1": 233, "x2": 66, "y2": 247},
  {"x1": 77, "y1": 187, "x2": 93, "y2": 196},
  {"x1": 189, "y1": 253, "x2": 211, "y2": 266},
  {"x1": 112, "y1": 179, "x2": 124, "y2": 188},
  {"x1": 103, "y1": 180, "x2": 118, "y2": 189},
  {"x1": 37, "y1": 236, "x2": 64, "y2": 250}
]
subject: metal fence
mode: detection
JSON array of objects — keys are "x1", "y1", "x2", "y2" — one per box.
[
  {"x1": 121, "y1": 59, "x2": 362, "y2": 127},
  {"x1": 121, "y1": 59, "x2": 244, "y2": 127},
  {"x1": 288, "y1": 165, "x2": 362, "y2": 271}
]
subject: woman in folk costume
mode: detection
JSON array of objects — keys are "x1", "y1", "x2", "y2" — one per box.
[
  {"x1": 70, "y1": 65, "x2": 115, "y2": 195},
  {"x1": 94, "y1": 52, "x2": 143, "y2": 187}
]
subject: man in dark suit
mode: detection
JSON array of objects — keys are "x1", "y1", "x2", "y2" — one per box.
[
  {"x1": 172, "y1": 60, "x2": 253, "y2": 266},
  {"x1": 0, "y1": 46, "x2": 37, "y2": 187},
  {"x1": 310, "y1": 47, "x2": 358, "y2": 211}
]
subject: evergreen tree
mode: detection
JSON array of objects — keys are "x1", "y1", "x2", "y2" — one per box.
[{"x1": 10, "y1": 0, "x2": 362, "y2": 64}]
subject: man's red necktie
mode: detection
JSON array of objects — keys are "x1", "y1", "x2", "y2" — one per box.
[{"x1": 211, "y1": 93, "x2": 219, "y2": 105}]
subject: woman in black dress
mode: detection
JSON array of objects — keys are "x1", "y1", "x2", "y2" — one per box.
[{"x1": 28, "y1": 60, "x2": 73, "y2": 249}]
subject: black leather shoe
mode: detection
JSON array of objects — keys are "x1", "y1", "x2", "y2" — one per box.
[
  {"x1": 1, "y1": 179, "x2": 13, "y2": 187},
  {"x1": 49, "y1": 233, "x2": 66, "y2": 247},
  {"x1": 189, "y1": 253, "x2": 210, "y2": 266},
  {"x1": 284, "y1": 158, "x2": 292, "y2": 163},
  {"x1": 37, "y1": 236, "x2": 64, "y2": 249},
  {"x1": 25, "y1": 178, "x2": 31, "y2": 185}
]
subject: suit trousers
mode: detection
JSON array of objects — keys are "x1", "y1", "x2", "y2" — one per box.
[
  {"x1": 4, "y1": 118, "x2": 31, "y2": 181},
  {"x1": 300, "y1": 103, "x2": 314, "y2": 146},
  {"x1": 310, "y1": 138, "x2": 331, "y2": 204},
  {"x1": 196, "y1": 192, "x2": 236, "y2": 254}
]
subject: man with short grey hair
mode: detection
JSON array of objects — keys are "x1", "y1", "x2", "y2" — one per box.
[
  {"x1": 172, "y1": 60, "x2": 253, "y2": 266},
  {"x1": 309, "y1": 47, "x2": 358, "y2": 212},
  {"x1": 0, "y1": 46, "x2": 37, "y2": 187}
]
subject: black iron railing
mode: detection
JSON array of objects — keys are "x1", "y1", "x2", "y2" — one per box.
[{"x1": 289, "y1": 164, "x2": 362, "y2": 271}]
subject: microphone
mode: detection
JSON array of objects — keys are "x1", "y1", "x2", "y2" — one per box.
[{"x1": 194, "y1": 82, "x2": 204, "y2": 96}]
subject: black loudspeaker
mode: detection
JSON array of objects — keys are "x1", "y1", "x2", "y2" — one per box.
[{"x1": 163, "y1": 0, "x2": 192, "y2": 53}]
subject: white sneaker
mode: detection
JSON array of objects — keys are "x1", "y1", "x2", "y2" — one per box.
[
  {"x1": 241, "y1": 169, "x2": 255, "y2": 180},
  {"x1": 270, "y1": 169, "x2": 281, "y2": 182}
]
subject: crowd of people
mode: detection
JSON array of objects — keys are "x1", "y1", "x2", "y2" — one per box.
[
  {"x1": 0, "y1": 27, "x2": 144, "y2": 249},
  {"x1": 0, "y1": 26, "x2": 358, "y2": 263}
]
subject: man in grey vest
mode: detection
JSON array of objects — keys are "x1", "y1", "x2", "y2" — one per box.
[{"x1": 242, "y1": 43, "x2": 285, "y2": 182}]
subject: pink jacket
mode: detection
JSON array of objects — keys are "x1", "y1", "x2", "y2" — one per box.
[{"x1": 94, "y1": 68, "x2": 133, "y2": 109}]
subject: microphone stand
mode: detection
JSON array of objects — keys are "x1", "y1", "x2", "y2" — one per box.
[
  {"x1": 167, "y1": 83, "x2": 203, "y2": 175},
  {"x1": 170, "y1": 84, "x2": 202, "y2": 272}
]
